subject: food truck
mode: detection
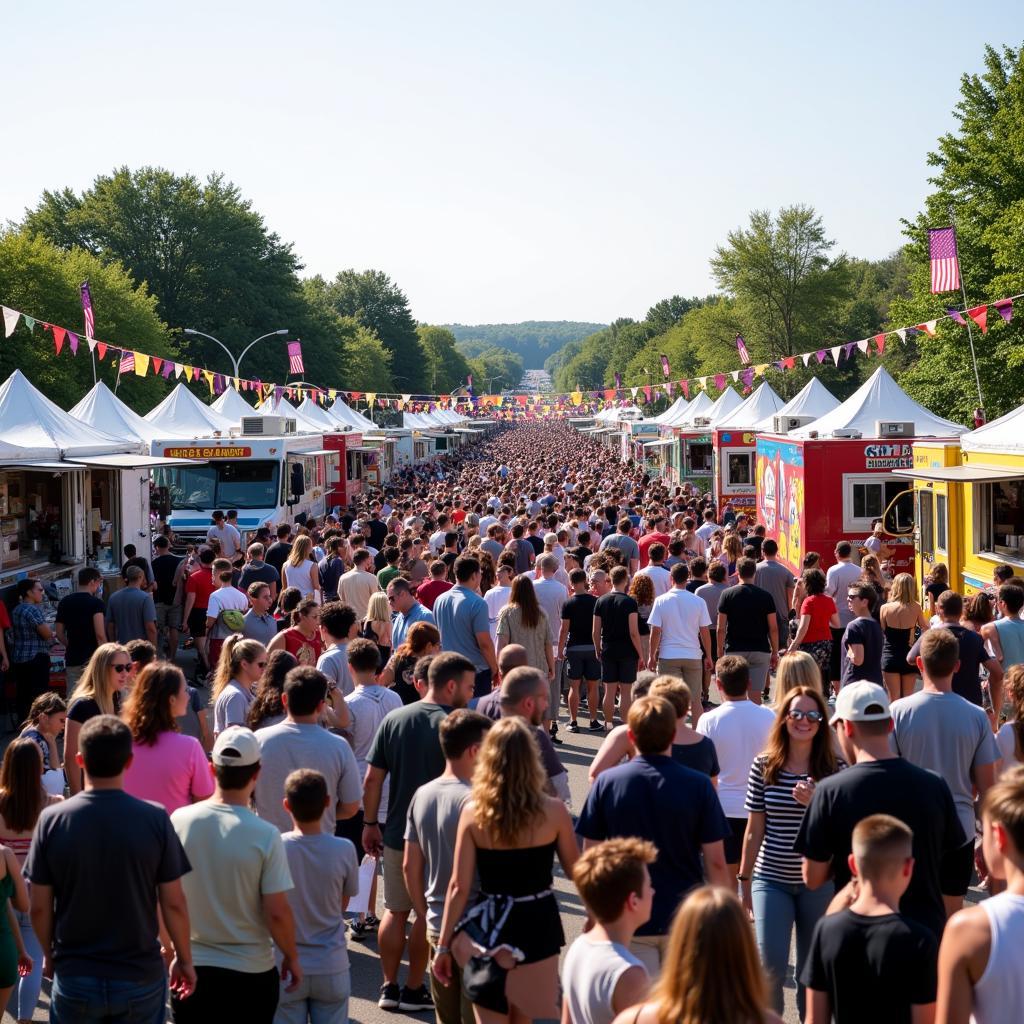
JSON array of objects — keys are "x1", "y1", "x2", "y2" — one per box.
[
  {"x1": 711, "y1": 382, "x2": 784, "y2": 514},
  {"x1": 660, "y1": 392, "x2": 715, "y2": 492},
  {"x1": 756, "y1": 367, "x2": 966, "y2": 576}
]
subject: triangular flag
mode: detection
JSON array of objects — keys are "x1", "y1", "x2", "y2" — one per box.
[
  {"x1": 857, "y1": 339, "x2": 870, "y2": 354},
  {"x1": 814, "y1": 350, "x2": 826, "y2": 364},
  {"x1": 161, "y1": 360, "x2": 174, "y2": 379},
  {"x1": 896, "y1": 329, "x2": 907, "y2": 344},
  {"x1": 754, "y1": 363, "x2": 768, "y2": 377},
  {"x1": 643, "y1": 385, "x2": 652, "y2": 404},
  {"x1": 698, "y1": 377, "x2": 708, "y2": 390},
  {"x1": 946, "y1": 308, "x2": 967, "y2": 326},
  {"x1": 843, "y1": 343, "x2": 855, "y2": 360},
  {"x1": 151, "y1": 357, "x2": 163, "y2": 375},
  {"x1": 741, "y1": 368, "x2": 755, "y2": 389},
  {"x1": 681, "y1": 380, "x2": 690, "y2": 399},
  {"x1": 919, "y1": 321, "x2": 937, "y2": 337},
  {"x1": 191, "y1": 367, "x2": 200, "y2": 382},
  {"x1": 664, "y1": 382, "x2": 673, "y2": 397},
  {"x1": 52, "y1": 326, "x2": 66, "y2": 354},
  {"x1": 23, "y1": 316, "x2": 35, "y2": 332},
  {"x1": 874, "y1": 333, "x2": 886, "y2": 355},
  {"x1": 801, "y1": 353, "x2": 812, "y2": 367},
  {"x1": 994, "y1": 298, "x2": 1013, "y2": 323},
  {"x1": 202, "y1": 369, "x2": 215, "y2": 393},
  {"x1": 178, "y1": 363, "x2": 188, "y2": 379},
  {"x1": 134, "y1": 352, "x2": 150, "y2": 376},
  {"x1": 401, "y1": 393, "x2": 411, "y2": 405},
  {"x1": 830, "y1": 346, "x2": 842, "y2": 366},
  {"x1": 366, "y1": 392, "x2": 376, "y2": 407},
  {"x1": 67, "y1": 330, "x2": 79, "y2": 354},
  {"x1": 97, "y1": 342, "x2": 107, "y2": 360},
  {"x1": 782, "y1": 356, "x2": 796, "y2": 370},
  {"x1": 967, "y1": 305, "x2": 988, "y2": 334},
  {"x1": 730, "y1": 370, "x2": 740, "y2": 382},
  {"x1": 630, "y1": 386, "x2": 639, "y2": 400},
  {"x1": 713, "y1": 374, "x2": 726, "y2": 389},
  {"x1": 87, "y1": 335, "x2": 98, "y2": 353},
  {"x1": 2, "y1": 307, "x2": 20, "y2": 338}
]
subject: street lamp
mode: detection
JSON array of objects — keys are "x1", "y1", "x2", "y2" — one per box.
[
  {"x1": 482, "y1": 374, "x2": 502, "y2": 392},
  {"x1": 182, "y1": 328, "x2": 289, "y2": 379}
]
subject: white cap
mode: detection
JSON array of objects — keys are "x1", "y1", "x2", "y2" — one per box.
[
  {"x1": 832, "y1": 681, "x2": 891, "y2": 723},
  {"x1": 212, "y1": 726, "x2": 261, "y2": 767}
]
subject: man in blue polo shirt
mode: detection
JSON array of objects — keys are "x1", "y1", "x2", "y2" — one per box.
[
  {"x1": 387, "y1": 578, "x2": 434, "y2": 648},
  {"x1": 432, "y1": 556, "x2": 499, "y2": 697},
  {"x1": 577, "y1": 695, "x2": 730, "y2": 977}
]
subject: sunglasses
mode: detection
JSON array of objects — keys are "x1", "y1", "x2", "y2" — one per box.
[
  {"x1": 387, "y1": 595, "x2": 398, "y2": 602},
  {"x1": 255, "y1": 661, "x2": 267, "y2": 668},
  {"x1": 787, "y1": 709, "x2": 824, "y2": 723},
  {"x1": 111, "y1": 663, "x2": 132, "y2": 673}
]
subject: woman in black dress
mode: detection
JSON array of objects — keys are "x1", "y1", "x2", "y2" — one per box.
[{"x1": 433, "y1": 716, "x2": 578, "y2": 1022}]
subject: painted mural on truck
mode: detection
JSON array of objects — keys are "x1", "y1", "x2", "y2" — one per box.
[{"x1": 757, "y1": 437, "x2": 804, "y2": 576}]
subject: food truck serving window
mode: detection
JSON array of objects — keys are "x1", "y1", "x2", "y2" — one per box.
[
  {"x1": 726, "y1": 452, "x2": 753, "y2": 486},
  {"x1": 976, "y1": 479, "x2": 1024, "y2": 563},
  {"x1": 936, "y1": 493, "x2": 948, "y2": 553},
  {"x1": 154, "y1": 461, "x2": 279, "y2": 510},
  {"x1": 843, "y1": 475, "x2": 912, "y2": 532},
  {"x1": 688, "y1": 442, "x2": 713, "y2": 473}
]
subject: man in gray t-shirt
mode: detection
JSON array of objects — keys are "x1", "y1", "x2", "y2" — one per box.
[
  {"x1": 753, "y1": 542, "x2": 794, "y2": 639},
  {"x1": 105, "y1": 567, "x2": 157, "y2": 645},
  {"x1": 599, "y1": 520, "x2": 640, "y2": 573}
]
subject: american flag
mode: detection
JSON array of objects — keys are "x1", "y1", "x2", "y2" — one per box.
[
  {"x1": 287, "y1": 341, "x2": 304, "y2": 374},
  {"x1": 119, "y1": 350, "x2": 135, "y2": 375},
  {"x1": 928, "y1": 227, "x2": 960, "y2": 293},
  {"x1": 735, "y1": 334, "x2": 751, "y2": 365},
  {"x1": 80, "y1": 281, "x2": 95, "y2": 340},
  {"x1": 659, "y1": 354, "x2": 670, "y2": 377}
]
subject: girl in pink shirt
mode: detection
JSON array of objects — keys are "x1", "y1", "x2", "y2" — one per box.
[{"x1": 123, "y1": 663, "x2": 214, "y2": 814}]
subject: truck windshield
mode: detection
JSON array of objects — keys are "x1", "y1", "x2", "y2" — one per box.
[{"x1": 154, "y1": 461, "x2": 280, "y2": 510}]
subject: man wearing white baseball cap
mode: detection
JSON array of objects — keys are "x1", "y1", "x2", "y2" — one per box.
[
  {"x1": 794, "y1": 681, "x2": 966, "y2": 939},
  {"x1": 170, "y1": 726, "x2": 301, "y2": 1024}
]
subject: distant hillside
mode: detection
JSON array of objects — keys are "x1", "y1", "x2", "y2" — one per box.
[{"x1": 446, "y1": 321, "x2": 606, "y2": 369}]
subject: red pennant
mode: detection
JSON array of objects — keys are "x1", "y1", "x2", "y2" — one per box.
[
  {"x1": 681, "y1": 380, "x2": 690, "y2": 399},
  {"x1": 782, "y1": 356, "x2": 796, "y2": 370},
  {"x1": 151, "y1": 357, "x2": 163, "y2": 374},
  {"x1": 97, "y1": 342, "x2": 107, "y2": 361},
  {"x1": 967, "y1": 304, "x2": 988, "y2": 334},
  {"x1": 874, "y1": 333, "x2": 886, "y2": 355},
  {"x1": 191, "y1": 367, "x2": 200, "y2": 382},
  {"x1": 52, "y1": 325, "x2": 66, "y2": 354}
]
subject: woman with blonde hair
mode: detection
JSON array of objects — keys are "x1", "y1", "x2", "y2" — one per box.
[
  {"x1": 858, "y1": 554, "x2": 890, "y2": 616},
  {"x1": 879, "y1": 572, "x2": 930, "y2": 701},
  {"x1": 433, "y1": 716, "x2": 577, "y2": 1023},
  {"x1": 282, "y1": 534, "x2": 321, "y2": 604},
  {"x1": 774, "y1": 650, "x2": 823, "y2": 704},
  {"x1": 628, "y1": 573, "x2": 655, "y2": 666},
  {"x1": 612, "y1": 886, "x2": 781, "y2": 1024},
  {"x1": 722, "y1": 533, "x2": 744, "y2": 585},
  {"x1": 359, "y1": 591, "x2": 393, "y2": 669},
  {"x1": 210, "y1": 635, "x2": 267, "y2": 737},
  {"x1": 63, "y1": 643, "x2": 130, "y2": 794},
  {"x1": 739, "y1": 684, "x2": 839, "y2": 1018},
  {"x1": 496, "y1": 576, "x2": 555, "y2": 682}
]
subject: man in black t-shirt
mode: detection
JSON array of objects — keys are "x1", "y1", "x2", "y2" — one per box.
[
  {"x1": 264, "y1": 524, "x2": 293, "y2": 577},
  {"x1": 716, "y1": 557, "x2": 778, "y2": 704},
  {"x1": 840, "y1": 582, "x2": 885, "y2": 689},
  {"x1": 54, "y1": 567, "x2": 106, "y2": 690},
  {"x1": 559, "y1": 568, "x2": 601, "y2": 733},
  {"x1": 593, "y1": 565, "x2": 643, "y2": 728},
  {"x1": 795, "y1": 681, "x2": 964, "y2": 940},
  {"x1": 151, "y1": 535, "x2": 184, "y2": 661}
]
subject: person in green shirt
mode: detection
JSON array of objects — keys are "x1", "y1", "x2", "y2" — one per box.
[{"x1": 377, "y1": 547, "x2": 403, "y2": 591}]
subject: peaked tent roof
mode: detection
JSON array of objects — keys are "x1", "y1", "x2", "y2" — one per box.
[
  {"x1": 255, "y1": 396, "x2": 324, "y2": 432},
  {"x1": 961, "y1": 402, "x2": 1024, "y2": 453},
  {"x1": 328, "y1": 400, "x2": 376, "y2": 432},
  {"x1": 145, "y1": 384, "x2": 235, "y2": 438},
  {"x1": 0, "y1": 370, "x2": 129, "y2": 460},
  {"x1": 754, "y1": 377, "x2": 840, "y2": 431},
  {"x1": 715, "y1": 382, "x2": 785, "y2": 430},
  {"x1": 70, "y1": 380, "x2": 162, "y2": 447},
  {"x1": 660, "y1": 397, "x2": 695, "y2": 426},
  {"x1": 210, "y1": 387, "x2": 254, "y2": 422},
  {"x1": 706, "y1": 387, "x2": 745, "y2": 427},
  {"x1": 296, "y1": 398, "x2": 343, "y2": 432},
  {"x1": 671, "y1": 391, "x2": 715, "y2": 428},
  {"x1": 650, "y1": 396, "x2": 690, "y2": 424},
  {"x1": 790, "y1": 367, "x2": 966, "y2": 439}
]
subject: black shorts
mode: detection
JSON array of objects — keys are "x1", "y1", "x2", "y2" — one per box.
[
  {"x1": 601, "y1": 654, "x2": 638, "y2": 685},
  {"x1": 335, "y1": 808, "x2": 365, "y2": 851},
  {"x1": 566, "y1": 648, "x2": 601, "y2": 681},
  {"x1": 829, "y1": 626, "x2": 845, "y2": 681},
  {"x1": 941, "y1": 839, "x2": 976, "y2": 897},
  {"x1": 724, "y1": 816, "x2": 748, "y2": 865},
  {"x1": 702, "y1": 628, "x2": 717, "y2": 662},
  {"x1": 188, "y1": 608, "x2": 208, "y2": 638}
]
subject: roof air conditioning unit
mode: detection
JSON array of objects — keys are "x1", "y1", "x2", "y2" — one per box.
[
  {"x1": 875, "y1": 420, "x2": 915, "y2": 438},
  {"x1": 772, "y1": 414, "x2": 817, "y2": 433},
  {"x1": 832, "y1": 428, "x2": 862, "y2": 439},
  {"x1": 691, "y1": 416, "x2": 712, "y2": 428},
  {"x1": 241, "y1": 415, "x2": 297, "y2": 436}
]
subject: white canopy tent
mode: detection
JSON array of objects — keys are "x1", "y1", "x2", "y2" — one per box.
[
  {"x1": 671, "y1": 391, "x2": 715, "y2": 428},
  {"x1": 328, "y1": 400, "x2": 377, "y2": 432},
  {"x1": 255, "y1": 396, "x2": 324, "y2": 433},
  {"x1": 649, "y1": 396, "x2": 690, "y2": 424},
  {"x1": 705, "y1": 387, "x2": 744, "y2": 427},
  {"x1": 296, "y1": 398, "x2": 343, "y2": 432},
  {"x1": 961, "y1": 402, "x2": 1024, "y2": 454},
  {"x1": 210, "y1": 387, "x2": 254, "y2": 422},
  {"x1": 754, "y1": 378, "x2": 840, "y2": 431},
  {"x1": 790, "y1": 367, "x2": 966, "y2": 439},
  {"x1": 714, "y1": 382, "x2": 785, "y2": 430},
  {"x1": 70, "y1": 381, "x2": 164, "y2": 448},
  {"x1": 0, "y1": 371, "x2": 128, "y2": 461},
  {"x1": 145, "y1": 384, "x2": 235, "y2": 438}
]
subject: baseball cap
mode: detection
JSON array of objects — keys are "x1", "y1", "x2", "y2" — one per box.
[
  {"x1": 212, "y1": 726, "x2": 262, "y2": 767},
  {"x1": 832, "y1": 681, "x2": 891, "y2": 723}
]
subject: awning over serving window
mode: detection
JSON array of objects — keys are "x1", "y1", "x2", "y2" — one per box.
[
  {"x1": 642, "y1": 438, "x2": 676, "y2": 448},
  {"x1": 895, "y1": 465, "x2": 1024, "y2": 483}
]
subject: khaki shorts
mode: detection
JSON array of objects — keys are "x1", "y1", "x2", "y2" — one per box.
[
  {"x1": 155, "y1": 602, "x2": 182, "y2": 631},
  {"x1": 629, "y1": 933, "x2": 668, "y2": 978},
  {"x1": 656, "y1": 657, "x2": 703, "y2": 692},
  {"x1": 382, "y1": 844, "x2": 413, "y2": 914}
]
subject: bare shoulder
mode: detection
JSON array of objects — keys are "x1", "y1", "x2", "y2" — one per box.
[
  {"x1": 610, "y1": 1003, "x2": 655, "y2": 1024},
  {"x1": 944, "y1": 903, "x2": 991, "y2": 952}
]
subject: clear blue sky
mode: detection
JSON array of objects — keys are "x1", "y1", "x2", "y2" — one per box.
[{"x1": 3, "y1": 2, "x2": 1021, "y2": 325}]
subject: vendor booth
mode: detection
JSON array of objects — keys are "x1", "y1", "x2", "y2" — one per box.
[
  {"x1": 661, "y1": 392, "x2": 715, "y2": 490},
  {"x1": 711, "y1": 382, "x2": 784, "y2": 513},
  {"x1": 756, "y1": 367, "x2": 966, "y2": 576}
]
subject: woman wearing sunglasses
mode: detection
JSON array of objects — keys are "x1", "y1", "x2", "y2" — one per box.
[
  {"x1": 63, "y1": 643, "x2": 131, "y2": 795},
  {"x1": 738, "y1": 686, "x2": 841, "y2": 1019},
  {"x1": 211, "y1": 636, "x2": 268, "y2": 738}
]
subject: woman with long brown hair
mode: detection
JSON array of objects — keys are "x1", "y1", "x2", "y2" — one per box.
[
  {"x1": 612, "y1": 886, "x2": 781, "y2": 1024},
  {"x1": 123, "y1": 662, "x2": 214, "y2": 814},
  {"x1": 433, "y1": 716, "x2": 577, "y2": 1023},
  {"x1": 996, "y1": 664, "x2": 1024, "y2": 775},
  {"x1": 858, "y1": 554, "x2": 890, "y2": 617},
  {"x1": 495, "y1": 576, "x2": 555, "y2": 682},
  {"x1": 879, "y1": 572, "x2": 930, "y2": 701},
  {"x1": 247, "y1": 650, "x2": 297, "y2": 729},
  {"x1": 378, "y1": 622, "x2": 441, "y2": 705},
  {"x1": 0, "y1": 739, "x2": 59, "y2": 1023},
  {"x1": 268, "y1": 597, "x2": 323, "y2": 666},
  {"x1": 63, "y1": 642, "x2": 130, "y2": 795},
  {"x1": 738, "y1": 685, "x2": 840, "y2": 1018},
  {"x1": 211, "y1": 635, "x2": 267, "y2": 737},
  {"x1": 628, "y1": 573, "x2": 655, "y2": 667}
]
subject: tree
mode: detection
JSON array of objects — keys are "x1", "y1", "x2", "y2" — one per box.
[
  {"x1": 467, "y1": 347, "x2": 524, "y2": 393},
  {"x1": 417, "y1": 325, "x2": 471, "y2": 393},
  {"x1": 889, "y1": 43, "x2": 1024, "y2": 420},
  {"x1": 322, "y1": 270, "x2": 426, "y2": 389},
  {"x1": 0, "y1": 230, "x2": 177, "y2": 412},
  {"x1": 710, "y1": 205, "x2": 852, "y2": 363},
  {"x1": 344, "y1": 325, "x2": 394, "y2": 393},
  {"x1": 644, "y1": 295, "x2": 703, "y2": 335}
]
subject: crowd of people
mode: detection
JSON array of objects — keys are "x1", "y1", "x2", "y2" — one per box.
[{"x1": 0, "y1": 419, "x2": 1023, "y2": 1023}]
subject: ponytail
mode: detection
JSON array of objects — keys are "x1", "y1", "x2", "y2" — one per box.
[{"x1": 210, "y1": 635, "x2": 266, "y2": 703}]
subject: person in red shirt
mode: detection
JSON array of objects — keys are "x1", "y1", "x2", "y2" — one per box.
[
  {"x1": 638, "y1": 515, "x2": 672, "y2": 569},
  {"x1": 786, "y1": 567, "x2": 840, "y2": 692},
  {"x1": 414, "y1": 560, "x2": 454, "y2": 611},
  {"x1": 450, "y1": 502, "x2": 467, "y2": 525},
  {"x1": 182, "y1": 548, "x2": 216, "y2": 680}
]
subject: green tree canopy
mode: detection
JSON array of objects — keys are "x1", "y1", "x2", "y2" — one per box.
[
  {"x1": 344, "y1": 324, "x2": 394, "y2": 393},
  {"x1": 467, "y1": 346, "x2": 524, "y2": 393},
  {"x1": 417, "y1": 325, "x2": 472, "y2": 393}
]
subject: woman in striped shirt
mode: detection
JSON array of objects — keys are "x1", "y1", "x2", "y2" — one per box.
[{"x1": 739, "y1": 686, "x2": 841, "y2": 1019}]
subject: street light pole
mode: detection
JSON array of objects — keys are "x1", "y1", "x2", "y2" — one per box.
[{"x1": 182, "y1": 328, "x2": 289, "y2": 379}]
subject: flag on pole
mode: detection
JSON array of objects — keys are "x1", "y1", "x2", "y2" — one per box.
[
  {"x1": 659, "y1": 354, "x2": 670, "y2": 377},
  {"x1": 287, "y1": 341, "x2": 304, "y2": 374},
  {"x1": 735, "y1": 334, "x2": 751, "y2": 365},
  {"x1": 80, "y1": 281, "x2": 96, "y2": 341},
  {"x1": 119, "y1": 350, "x2": 135, "y2": 375},
  {"x1": 928, "y1": 227, "x2": 960, "y2": 293}
]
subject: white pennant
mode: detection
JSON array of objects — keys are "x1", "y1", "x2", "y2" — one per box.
[
  {"x1": 175, "y1": 362, "x2": 185, "y2": 378},
  {"x1": 630, "y1": 386, "x2": 639, "y2": 399},
  {"x1": 2, "y1": 306, "x2": 20, "y2": 338},
  {"x1": 401, "y1": 393, "x2": 411, "y2": 404},
  {"x1": 856, "y1": 339, "x2": 869, "y2": 354},
  {"x1": 801, "y1": 353, "x2": 812, "y2": 367},
  {"x1": 698, "y1": 377, "x2": 707, "y2": 390},
  {"x1": 830, "y1": 345, "x2": 842, "y2": 366},
  {"x1": 731, "y1": 370, "x2": 740, "y2": 382},
  {"x1": 86, "y1": 335, "x2": 98, "y2": 353},
  {"x1": 896, "y1": 329, "x2": 907, "y2": 344}
]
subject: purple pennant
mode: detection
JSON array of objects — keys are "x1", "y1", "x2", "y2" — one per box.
[
  {"x1": 843, "y1": 342, "x2": 855, "y2": 360},
  {"x1": 946, "y1": 308, "x2": 967, "y2": 326},
  {"x1": 274, "y1": 386, "x2": 283, "y2": 404},
  {"x1": 741, "y1": 368, "x2": 755, "y2": 389},
  {"x1": 212, "y1": 374, "x2": 224, "y2": 394},
  {"x1": 774, "y1": 359, "x2": 785, "y2": 372},
  {"x1": 815, "y1": 350, "x2": 827, "y2": 364},
  {"x1": 994, "y1": 298, "x2": 1014, "y2": 323},
  {"x1": 714, "y1": 373, "x2": 726, "y2": 389},
  {"x1": 161, "y1": 360, "x2": 174, "y2": 379},
  {"x1": 68, "y1": 330, "x2": 79, "y2": 354},
  {"x1": 906, "y1": 327, "x2": 920, "y2": 338}
]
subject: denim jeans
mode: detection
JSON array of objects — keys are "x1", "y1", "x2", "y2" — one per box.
[
  {"x1": 12, "y1": 909, "x2": 43, "y2": 1020},
  {"x1": 51, "y1": 973, "x2": 167, "y2": 1024},
  {"x1": 274, "y1": 969, "x2": 351, "y2": 1024},
  {"x1": 751, "y1": 874, "x2": 834, "y2": 1019}
]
